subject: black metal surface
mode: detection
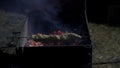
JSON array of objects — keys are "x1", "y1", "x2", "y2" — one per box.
[
  {"x1": 18, "y1": 46, "x2": 91, "y2": 68},
  {"x1": 0, "y1": 46, "x2": 92, "y2": 68}
]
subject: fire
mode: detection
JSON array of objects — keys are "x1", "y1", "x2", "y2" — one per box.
[
  {"x1": 53, "y1": 30, "x2": 64, "y2": 35},
  {"x1": 24, "y1": 30, "x2": 82, "y2": 47},
  {"x1": 25, "y1": 39, "x2": 44, "y2": 47}
]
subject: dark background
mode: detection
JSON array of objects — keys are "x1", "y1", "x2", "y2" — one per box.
[
  {"x1": 0, "y1": 0, "x2": 120, "y2": 26},
  {"x1": 86, "y1": 0, "x2": 120, "y2": 26}
]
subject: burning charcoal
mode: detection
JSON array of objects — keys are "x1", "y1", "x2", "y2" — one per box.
[
  {"x1": 32, "y1": 34, "x2": 39, "y2": 41},
  {"x1": 32, "y1": 35, "x2": 36, "y2": 39},
  {"x1": 42, "y1": 35, "x2": 49, "y2": 39},
  {"x1": 38, "y1": 42, "x2": 44, "y2": 46},
  {"x1": 25, "y1": 39, "x2": 44, "y2": 47},
  {"x1": 54, "y1": 35, "x2": 61, "y2": 41},
  {"x1": 31, "y1": 31, "x2": 82, "y2": 46},
  {"x1": 37, "y1": 33, "x2": 42, "y2": 36},
  {"x1": 65, "y1": 33, "x2": 82, "y2": 40},
  {"x1": 56, "y1": 30, "x2": 63, "y2": 35},
  {"x1": 60, "y1": 35, "x2": 67, "y2": 41},
  {"x1": 49, "y1": 35, "x2": 58, "y2": 42}
]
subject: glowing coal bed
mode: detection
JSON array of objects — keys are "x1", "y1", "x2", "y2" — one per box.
[{"x1": 24, "y1": 30, "x2": 82, "y2": 47}]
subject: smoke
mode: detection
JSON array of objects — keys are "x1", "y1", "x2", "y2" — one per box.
[
  {"x1": 20, "y1": 0, "x2": 69, "y2": 35},
  {"x1": 0, "y1": 0, "x2": 71, "y2": 35},
  {"x1": 2, "y1": 0, "x2": 78, "y2": 33}
]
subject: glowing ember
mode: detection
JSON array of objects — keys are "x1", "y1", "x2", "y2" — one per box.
[
  {"x1": 53, "y1": 30, "x2": 64, "y2": 35},
  {"x1": 25, "y1": 30, "x2": 82, "y2": 47},
  {"x1": 25, "y1": 39, "x2": 44, "y2": 47}
]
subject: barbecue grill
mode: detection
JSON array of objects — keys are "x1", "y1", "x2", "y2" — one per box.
[{"x1": 0, "y1": 0, "x2": 92, "y2": 68}]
